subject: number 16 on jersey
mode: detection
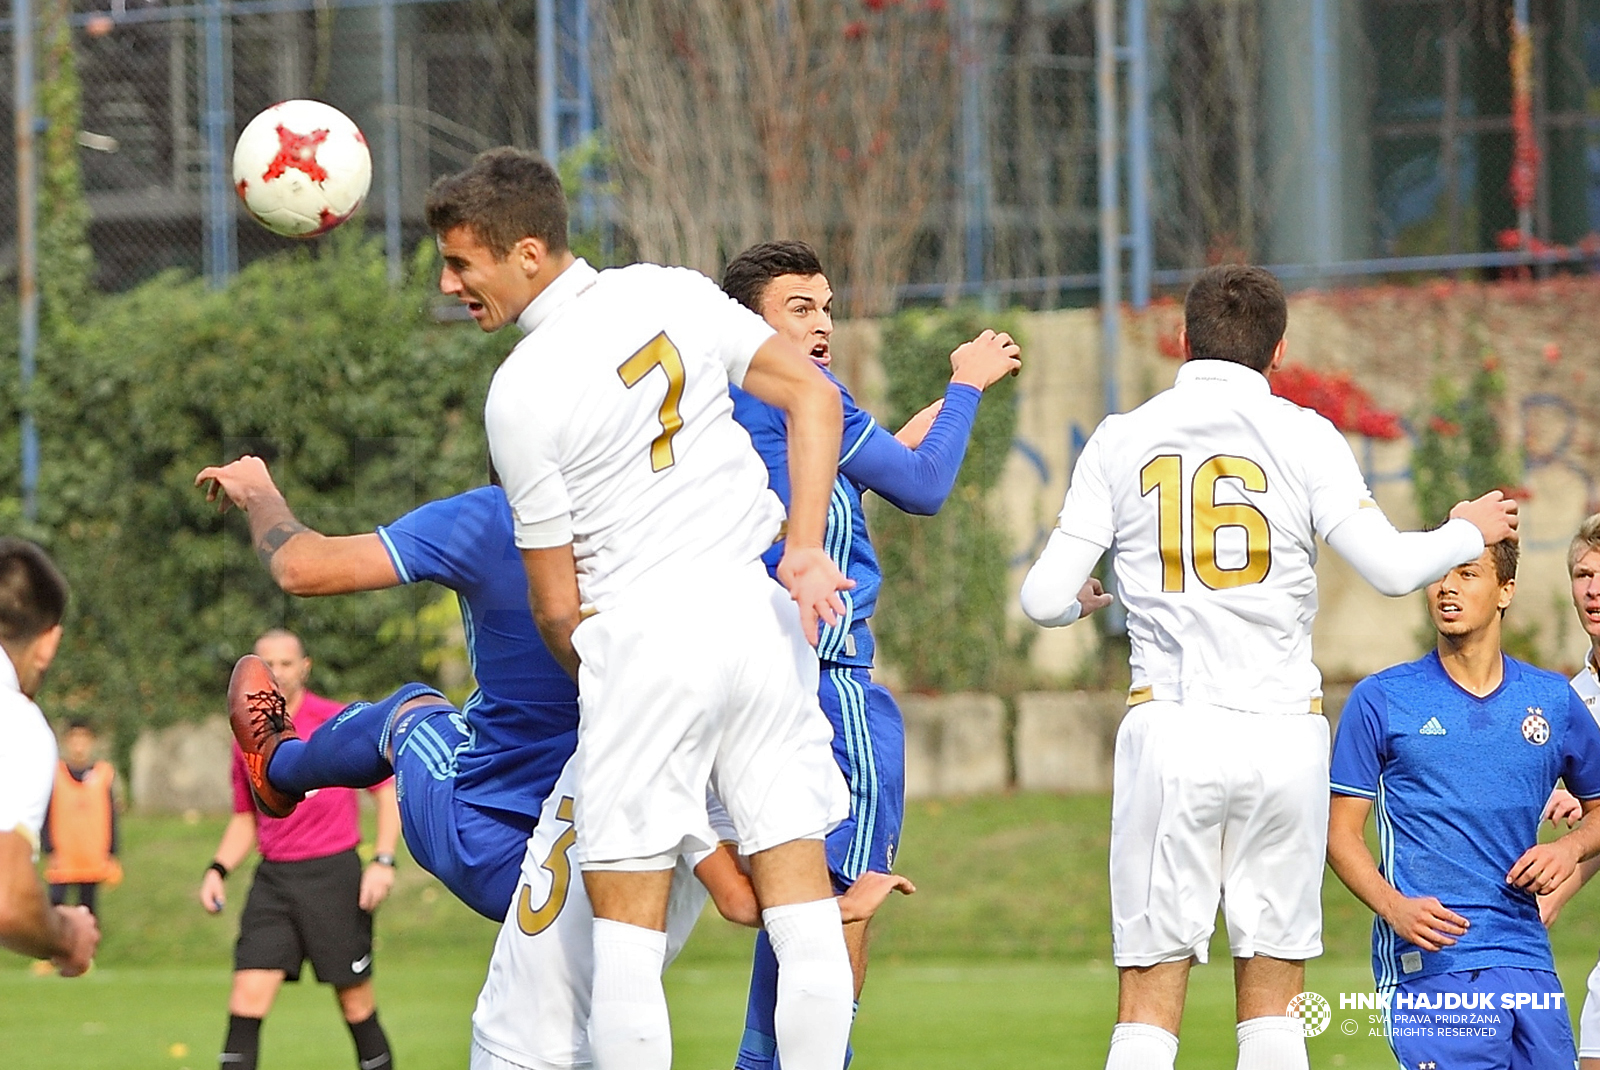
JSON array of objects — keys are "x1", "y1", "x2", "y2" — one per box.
[{"x1": 1139, "y1": 454, "x2": 1272, "y2": 592}]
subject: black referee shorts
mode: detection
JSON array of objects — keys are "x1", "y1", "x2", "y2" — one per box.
[{"x1": 234, "y1": 848, "x2": 374, "y2": 987}]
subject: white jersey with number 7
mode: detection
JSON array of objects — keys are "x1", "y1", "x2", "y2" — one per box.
[
  {"x1": 1059, "y1": 359, "x2": 1377, "y2": 715},
  {"x1": 484, "y1": 259, "x2": 785, "y2": 613}
]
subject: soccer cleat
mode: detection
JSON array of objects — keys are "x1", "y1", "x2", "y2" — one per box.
[{"x1": 228, "y1": 655, "x2": 303, "y2": 819}]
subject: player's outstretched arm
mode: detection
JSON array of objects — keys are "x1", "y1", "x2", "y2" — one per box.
[
  {"x1": 0, "y1": 831, "x2": 99, "y2": 975},
  {"x1": 1328, "y1": 794, "x2": 1469, "y2": 951},
  {"x1": 1324, "y1": 491, "x2": 1516, "y2": 597},
  {"x1": 1020, "y1": 530, "x2": 1113, "y2": 627},
  {"x1": 520, "y1": 545, "x2": 584, "y2": 679},
  {"x1": 837, "y1": 870, "x2": 915, "y2": 924},
  {"x1": 195, "y1": 456, "x2": 400, "y2": 596},
  {"x1": 839, "y1": 331, "x2": 1020, "y2": 516},
  {"x1": 693, "y1": 848, "x2": 915, "y2": 928},
  {"x1": 694, "y1": 844, "x2": 761, "y2": 928}
]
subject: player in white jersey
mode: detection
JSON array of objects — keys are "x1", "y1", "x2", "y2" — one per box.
[
  {"x1": 1532, "y1": 513, "x2": 1600, "y2": 1068},
  {"x1": 0, "y1": 538, "x2": 99, "y2": 977},
  {"x1": 424, "y1": 148, "x2": 854, "y2": 1070},
  {"x1": 470, "y1": 760, "x2": 913, "y2": 1070},
  {"x1": 1019, "y1": 264, "x2": 1518, "y2": 1070}
]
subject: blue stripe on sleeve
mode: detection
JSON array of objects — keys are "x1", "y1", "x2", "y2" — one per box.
[{"x1": 375, "y1": 526, "x2": 413, "y2": 584}]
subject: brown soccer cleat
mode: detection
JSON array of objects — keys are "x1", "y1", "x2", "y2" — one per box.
[{"x1": 228, "y1": 654, "x2": 303, "y2": 819}]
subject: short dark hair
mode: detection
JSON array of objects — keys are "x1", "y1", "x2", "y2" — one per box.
[
  {"x1": 424, "y1": 147, "x2": 569, "y2": 258},
  {"x1": 0, "y1": 537, "x2": 68, "y2": 644},
  {"x1": 722, "y1": 240, "x2": 826, "y2": 313},
  {"x1": 1183, "y1": 264, "x2": 1288, "y2": 372},
  {"x1": 1489, "y1": 539, "x2": 1519, "y2": 586},
  {"x1": 65, "y1": 717, "x2": 94, "y2": 734}
]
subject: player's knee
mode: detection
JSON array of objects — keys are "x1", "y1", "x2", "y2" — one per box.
[{"x1": 335, "y1": 980, "x2": 376, "y2": 1022}]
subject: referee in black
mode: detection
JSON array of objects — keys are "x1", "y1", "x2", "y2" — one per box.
[{"x1": 199, "y1": 630, "x2": 401, "y2": 1070}]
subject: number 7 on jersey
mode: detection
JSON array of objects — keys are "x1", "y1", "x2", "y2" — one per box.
[{"x1": 618, "y1": 332, "x2": 686, "y2": 472}]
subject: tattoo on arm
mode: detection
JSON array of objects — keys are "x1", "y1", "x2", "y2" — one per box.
[{"x1": 256, "y1": 521, "x2": 309, "y2": 569}]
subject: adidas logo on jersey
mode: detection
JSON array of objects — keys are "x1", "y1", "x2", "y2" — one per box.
[{"x1": 1418, "y1": 717, "x2": 1447, "y2": 736}]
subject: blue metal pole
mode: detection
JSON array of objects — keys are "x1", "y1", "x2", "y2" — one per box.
[
  {"x1": 538, "y1": 0, "x2": 556, "y2": 162},
  {"x1": 203, "y1": 0, "x2": 235, "y2": 287},
  {"x1": 1125, "y1": 0, "x2": 1151, "y2": 309},
  {"x1": 1096, "y1": 0, "x2": 1120, "y2": 417},
  {"x1": 14, "y1": 0, "x2": 37, "y2": 522},
  {"x1": 380, "y1": 0, "x2": 402, "y2": 284},
  {"x1": 1309, "y1": 0, "x2": 1334, "y2": 266},
  {"x1": 959, "y1": 0, "x2": 986, "y2": 295}
]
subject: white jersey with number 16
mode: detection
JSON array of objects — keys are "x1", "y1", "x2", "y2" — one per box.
[
  {"x1": 1059, "y1": 359, "x2": 1376, "y2": 716},
  {"x1": 485, "y1": 259, "x2": 785, "y2": 613}
]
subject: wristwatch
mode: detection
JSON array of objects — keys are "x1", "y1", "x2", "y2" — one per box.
[{"x1": 373, "y1": 853, "x2": 397, "y2": 868}]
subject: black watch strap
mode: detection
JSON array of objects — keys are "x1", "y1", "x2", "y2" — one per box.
[
  {"x1": 373, "y1": 853, "x2": 396, "y2": 868},
  {"x1": 207, "y1": 860, "x2": 229, "y2": 880}
]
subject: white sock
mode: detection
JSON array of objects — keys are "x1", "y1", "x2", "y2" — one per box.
[
  {"x1": 587, "y1": 919, "x2": 670, "y2": 1070},
  {"x1": 1236, "y1": 1016, "x2": 1307, "y2": 1070},
  {"x1": 762, "y1": 898, "x2": 854, "y2": 1070},
  {"x1": 1105, "y1": 1022, "x2": 1179, "y2": 1070}
]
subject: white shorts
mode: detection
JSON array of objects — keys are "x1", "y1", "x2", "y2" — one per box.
[
  {"x1": 569, "y1": 561, "x2": 848, "y2": 865},
  {"x1": 1579, "y1": 956, "x2": 1600, "y2": 1056},
  {"x1": 1110, "y1": 700, "x2": 1329, "y2": 967},
  {"x1": 470, "y1": 760, "x2": 714, "y2": 1070}
]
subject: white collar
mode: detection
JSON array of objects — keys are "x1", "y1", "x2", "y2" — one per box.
[
  {"x1": 1174, "y1": 358, "x2": 1271, "y2": 396},
  {"x1": 0, "y1": 645, "x2": 20, "y2": 696},
  {"x1": 517, "y1": 258, "x2": 598, "y2": 335},
  {"x1": 1588, "y1": 647, "x2": 1600, "y2": 682}
]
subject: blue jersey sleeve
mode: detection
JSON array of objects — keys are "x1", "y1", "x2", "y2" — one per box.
[
  {"x1": 839, "y1": 383, "x2": 982, "y2": 516},
  {"x1": 1329, "y1": 678, "x2": 1389, "y2": 798},
  {"x1": 375, "y1": 487, "x2": 505, "y2": 590},
  {"x1": 1561, "y1": 687, "x2": 1600, "y2": 800}
]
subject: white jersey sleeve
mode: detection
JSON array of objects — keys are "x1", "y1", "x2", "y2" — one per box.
[
  {"x1": 485, "y1": 386, "x2": 574, "y2": 550},
  {"x1": 0, "y1": 690, "x2": 58, "y2": 855},
  {"x1": 1302, "y1": 414, "x2": 1378, "y2": 538},
  {"x1": 696, "y1": 275, "x2": 778, "y2": 388},
  {"x1": 1057, "y1": 430, "x2": 1117, "y2": 549}
]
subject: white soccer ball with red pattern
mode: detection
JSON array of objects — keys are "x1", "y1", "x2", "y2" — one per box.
[{"x1": 233, "y1": 99, "x2": 372, "y2": 238}]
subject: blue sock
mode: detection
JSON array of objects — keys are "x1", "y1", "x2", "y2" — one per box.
[
  {"x1": 735, "y1": 930, "x2": 780, "y2": 1070},
  {"x1": 734, "y1": 932, "x2": 857, "y2": 1070},
  {"x1": 736, "y1": 927, "x2": 857, "y2": 1068},
  {"x1": 267, "y1": 683, "x2": 443, "y2": 795}
]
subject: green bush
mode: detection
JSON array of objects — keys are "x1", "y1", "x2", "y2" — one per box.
[
  {"x1": 871, "y1": 306, "x2": 1022, "y2": 693},
  {"x1": 0, "y1": 234, "x2": 509, "y2": 763}
]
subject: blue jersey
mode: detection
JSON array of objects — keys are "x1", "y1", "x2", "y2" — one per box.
[
  {"x1": 730, "y1": 371, "x2": 980, "y2": 667},
  {"x1": 376, "y1": 487, "x2": 578, "y2": 818},
  {"x1": 1329, "y1": 651, "x2": 1600, "y2": 986}
]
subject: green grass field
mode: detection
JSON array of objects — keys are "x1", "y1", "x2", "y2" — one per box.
[{"x1": 6, "y1": 794, "x2": 1599, "y2": 1068}]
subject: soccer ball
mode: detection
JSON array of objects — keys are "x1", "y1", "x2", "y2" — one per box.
[{"x1": 233, "y1": 99, "x2": 372, "y2": 238}]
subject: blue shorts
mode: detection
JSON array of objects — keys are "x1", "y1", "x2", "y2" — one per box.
[
  {"x1": 389, "y1": 703, "x2": 536, "y2": 921},
  {"x1": 1384, "y1": 966, "x2": 1575, "y2": 1070},
  {"x1": 818, "y1": 663, "x2": 904, "y2": 892}
]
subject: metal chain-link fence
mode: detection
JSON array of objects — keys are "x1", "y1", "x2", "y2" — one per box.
[{"x1": 0, "y1": 0, "x2": 1595, "y2": 302}]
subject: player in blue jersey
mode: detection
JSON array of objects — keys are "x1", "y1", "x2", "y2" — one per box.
[
  {"x1": 1328, "y1": 539, "x2": 1600, "y2": 1070},
  {"x1": 196, "y1": 454, "x2": 578, "y2": 921},
  {"x1": 721, "y1": 240, "x2": 1026, "y2": 1069}
]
